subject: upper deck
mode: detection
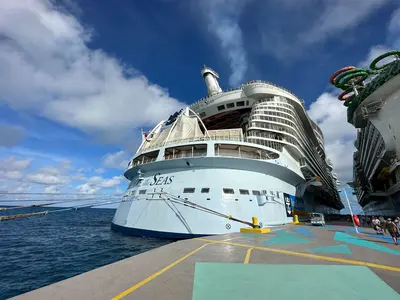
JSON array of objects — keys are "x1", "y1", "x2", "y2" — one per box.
[
  {"x1": 125, "y1": 137, "x2": 299, "y2": 175},
  {"x1": 128, "y1": 68, "x2": 342, "y2": 209},
  {"x1": 188, "y1": 80, "x2": 325, "y2": 159}
]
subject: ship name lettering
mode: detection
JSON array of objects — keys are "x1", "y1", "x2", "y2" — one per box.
[{"x1": 149, "y1": 173, "x2": 174, "y2": 186}]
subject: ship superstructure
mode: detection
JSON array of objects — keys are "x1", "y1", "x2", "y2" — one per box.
[
  {"x1": 330, "y1": 50, "x2": 400, "y2": 216},
  {"x1": 111, "y1": 66, "x2": 343, "y2": 238}
]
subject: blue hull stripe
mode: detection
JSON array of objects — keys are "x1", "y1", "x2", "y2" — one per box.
[{"x1": 111, "y1": 222, "x2": 210, "y2": 239}]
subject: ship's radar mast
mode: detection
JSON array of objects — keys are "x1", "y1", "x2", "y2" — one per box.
[{"x1": 201, "y1": 65, "x2": 222, "y2": 96}]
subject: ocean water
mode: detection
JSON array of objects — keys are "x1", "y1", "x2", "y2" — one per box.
[{"x1": 0, "y1": 207, "x2": 171, "y2": 299}]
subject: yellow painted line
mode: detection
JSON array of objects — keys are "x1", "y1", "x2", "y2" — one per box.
[
  {"x1": 222, "y1": 236, "x2": 243, "y2": 241},
  {"x1": 112, "y1": 243, "x2": 210, "y2": 300},
  {"x1": 196, "y1": 238, "x2": 400, "y2": 273},
  {"x1": 244, "y1": 248, "x2": 253, "y2": 264}
]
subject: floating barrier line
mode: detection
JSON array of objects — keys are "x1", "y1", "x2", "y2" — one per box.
[{"x1": 0, "y1": 198, "x2": 135, "y2": 221}]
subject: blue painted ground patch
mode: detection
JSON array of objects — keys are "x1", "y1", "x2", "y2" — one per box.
[
  {"x1": 364, "y1": 233, "x2": 394, "y2": 243},
  {"x1": 342, "y1": 228, "x2": 364, "y2": 233},
  {"x1": 307, "y1": 244, "x2": 352, "y2": 255},
  {"x1": 262, "y1": 231, "x2": 311, "y2": 245},
  {"x1": 334, "y1": 232, "x2": 400, "y2": 255},
  {"x1": 324, "y1": 225, "x2": 336, "y2": 228},
  {"x1": 291, "y1": 227, "x2": 316, "y2": 238}
]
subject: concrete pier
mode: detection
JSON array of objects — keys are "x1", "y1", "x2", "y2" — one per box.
[{"x1": 12, "y1": 225, "x2": 400, "y2": 299}]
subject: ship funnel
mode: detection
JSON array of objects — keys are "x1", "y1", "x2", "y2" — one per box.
[{"x1": 201, "y1": 65, "x2": 222, "y2": 96}]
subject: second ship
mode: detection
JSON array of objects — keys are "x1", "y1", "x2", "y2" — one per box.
[{"x1": 111, "y1": 66, "x2": 343, "y2": 238}]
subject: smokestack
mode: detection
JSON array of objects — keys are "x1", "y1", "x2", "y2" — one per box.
[{"x1": 201, "y1": 65, "x2": 222, "y2": 96}]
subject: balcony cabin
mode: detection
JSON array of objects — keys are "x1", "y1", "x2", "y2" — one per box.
[
  {"x1": 214, "y1": 143, "x2": 279, "y2": 160},
  {"x1": 131, "y1": 150, "x2": 159, "y2": 167},
  {"x1": 164, "y1": 144, "x2": 207, "y2": 160}
]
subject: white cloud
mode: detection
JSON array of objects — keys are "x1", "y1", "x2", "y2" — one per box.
[
  {"x1": 302, "y1": 0, "x2": 390, "y2": 44},
  {"x1": 0, "y1": 156, "x2": 31, "y2": 171},
  {"x1": 0, "y1": 156, "x2": 31, "y2": 180},
  {"x1": 76, "y1": 175, "x2": 125, "y2": 194},
  {"x1": 198, "y1": 0, "x2": 249, "y2": 86},
  {"x1": 26, "y1": 172, "x2": 69, "y2": 185},
  {"x1": 388, "y1": 7, "x2": 400, "y2": 48},
  {"x1": 0, "y1": 0, "x2": 184, "y2": 144},
  {"x1": 94, "y1": 168, "x2": 105, "y2": 174},
  {"x1": 307, "y1": 93, "x2": 357, "y2": 183},
  {"x1": 25, "y1": 164, "x2": 70, "y2": 185},
  {"x1": 0, "y1": 147, "x2": 130, "y2": 196},
  {"x1": 103, "y1": 150, "x2": 130, "y2": 170},
  {"x1": 359, "y1": 45, "x2": 392, "y2": 68},
  {"x1": 388, "y1": 8, "x2": 400, "y2": 34},
  {"x1": 258, "y1": 0, "x2": 391, "y2": 60},
  {"x1": 44, "y1": 185, "x2": 60, "y2": 193},
  {"x1": 76, "y1": 182, "x2": 98, "y2": 194}
]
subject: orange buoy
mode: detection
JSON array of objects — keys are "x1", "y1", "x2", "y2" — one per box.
[{"x1": 353, "y1": 215, "x2": 360, "y2": 227}]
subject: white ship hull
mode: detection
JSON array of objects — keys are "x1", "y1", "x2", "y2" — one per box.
[
  {"x1": 112, "y1": 156, "x2": 304, "y2": 238},
  {"x1": 112, "y1": 67, "x2": 343, "y2": 238}
]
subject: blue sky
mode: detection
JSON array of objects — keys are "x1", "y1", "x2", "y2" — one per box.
[{"x1": 0, "y1": 0, "x2": 399, "y2": 208}]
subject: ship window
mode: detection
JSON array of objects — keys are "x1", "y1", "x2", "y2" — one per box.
[
  {"x1": 236, "y1": 101, "x2": 245, "y2": 107},
  {"x1": 183, "y1": 188, "x2": 195, "y2": 193},
  {"x1": 252, "y1": 190, "x2": 261, "y2": 196},
  {"x1": 199, "y1": 112, "x2": 206, "y2": 118},
  {"x1": 270, "y1": 191, "x2": 275, "y2": 195},
  {"x1": 223, "y1": 188, "x2": 234, "y2": 194},
  {"x1": 201, "y1": 188, "x2": 210, "y2": 193},
  {"x1": 262, "y1": 190, "x2": 268, "y2": 195},
  {"x1": 227, "y1": 103, "x2": 235, "y2": 108},
  {"x1": 246, "y1": 100, "x2": 249, "y2": 105},
  {"x1": 217, "y1": 105, "x2": 225, "y2": 111},
  {"x1": 239, "y1": 189, "x2": 250, "y2": 195},
  {"x1": 139, "y1": 189, "x2": 146, "y2": 195}
]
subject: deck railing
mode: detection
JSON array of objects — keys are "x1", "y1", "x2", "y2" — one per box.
[
  {"x1": 190, "y1": 80, "x2": 305, "y2": 110},
  {"x1": 128, "y1": 140, "x2": 279, "y2": 168},
  {"x1": 164, "y1": 150, "x2": 207, "y2": 160},
  {"x1": 137, "y1": 135, "x2": 244, "y2": 154}
]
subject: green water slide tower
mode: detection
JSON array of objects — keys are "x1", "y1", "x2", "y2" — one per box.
[{"x1": 329, "y1": 50, "x2": 400, "y2": 125}]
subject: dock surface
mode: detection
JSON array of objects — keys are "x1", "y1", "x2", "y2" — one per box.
[{"x1": 13, "y1": 225, "x2": 400, "y2": 299}]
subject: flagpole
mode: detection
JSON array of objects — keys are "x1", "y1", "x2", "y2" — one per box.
[{"x1": 343, "y1": 187, "x2": 359, "y2": 233}]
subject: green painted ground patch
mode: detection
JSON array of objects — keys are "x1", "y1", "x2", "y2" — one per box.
[
  {"x1": 192, "y1": 263, "x2": 399, "y2": 300},
  {"x1": 306, "y1": 244, "x2": 352, "y2": 255}
]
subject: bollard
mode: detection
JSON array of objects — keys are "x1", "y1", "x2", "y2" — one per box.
[
  {"x1": 240, "y1": 216, "x2": 270, "y2": 234},
  {"x1": 252, "y1": 216, "x2": 259, "y2": 227},
  {"x1": 291, "y1": 215, "x2": 301, "y2": 225}
]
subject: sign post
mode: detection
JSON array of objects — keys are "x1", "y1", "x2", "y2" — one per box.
[{"x1": 343, "y1": 187, "x2": 359, "y2": 234}]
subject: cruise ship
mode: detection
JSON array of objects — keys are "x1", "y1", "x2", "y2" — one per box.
[
  {"x1": 111, "y1": 66, "x2": 343, "y2": 238},
  {"x1": 330, "y1": 50, "x2": 400, "y2": 216}
]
